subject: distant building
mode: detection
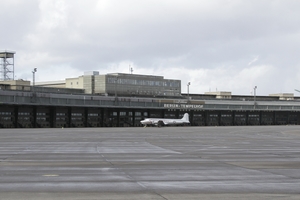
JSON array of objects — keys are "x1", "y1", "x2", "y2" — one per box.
[
  {"x1": 36, "y1": 72, "x2": 181, "y2": 97},
  {"x1": 0, "y1": 79, "x2": 30, "y2": 91},
  {"x1": 35, "y1": 80, "x2": 66, "y2": 88},
  {"x1": 205, "y1": 91, "x2": 232, "y2": 99},
  {"x1": 269, "y1": 93, "x2": 294, "y2": 101},
  {"x1": 1, "y1": 71, "x2": 296, "y2": 101}
]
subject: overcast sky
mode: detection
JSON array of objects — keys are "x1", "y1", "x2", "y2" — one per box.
[{"x1": 1, "y1": 0, "x2": 300, "y2": 95}]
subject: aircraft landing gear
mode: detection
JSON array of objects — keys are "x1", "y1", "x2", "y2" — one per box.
[{"x1": 157, "y1": 121, "x2": 164, "y2": 128}]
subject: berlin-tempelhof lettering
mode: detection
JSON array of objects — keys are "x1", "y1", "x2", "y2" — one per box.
[{"x1": 164, "y1": 104, "x2": 204, "y2": 109}]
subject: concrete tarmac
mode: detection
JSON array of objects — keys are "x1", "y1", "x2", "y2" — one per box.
[{"x1": 1, "y1": 126, "x2": 300, "y2": 199}]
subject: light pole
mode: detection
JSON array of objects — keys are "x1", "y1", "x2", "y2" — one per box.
[
  {"x1": 187, "y1": 82, "x2": 191, "y2": 101},
  {"x1": 32, "y1": 68, "x2": 37, "y2": 92},
  {"x1": 114, "y1": 75, "x2": 119, "y2": 103},
  {"x1": 254, "y1": 86, "x2": 257, "y2": 109}
]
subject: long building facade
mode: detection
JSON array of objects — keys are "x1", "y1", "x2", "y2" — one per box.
[
  {"x1": 1, "y1": 89, "x2": 300, "y2": 128},
  {"x1": 64, "y1": 72, "x2": 181, "y2": 97}
]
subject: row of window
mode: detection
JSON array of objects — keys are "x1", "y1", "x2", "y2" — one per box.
[
  {"x1": 249, "y1": 114, "x2": 259, "y2": 117},
  {"x1": 72, "y1": 113, "x2": 82, "y2": 116},
  {"x1": 107, "y1": 77, "x2": 180, "y2": 87},
  {"x1": 0, "y1": 112, "x2": 11, "y2": 115},
  {"x1": 19, "y1": 112, "x2": 30, "y2": 116},
  {"x1": 221, "y1": 114, "x2": 232, "y2": 117},
  {"x1": 70, "y1": 82, "x2": 79, "y2": 85},
  {"x1": 88, "y1": 113, "x2": 98, "y2": 116},
  {"x1": 2, "y1": 112, "x2": 48, "y2": 116},
  {"x1": 37, "y1": 113, "x2": 47, "y2": 116},
  {"x1": 18, "y1": 117, "x2": 30, "y2": 120},
  {"x1": 1, "y1": 117, "x2": 11, "y2": 121},
  {"x1": 37, "y1": 117, "x2": 47, "y2": 121}
]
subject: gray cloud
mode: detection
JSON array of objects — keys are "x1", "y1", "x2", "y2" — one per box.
[{"x1": 1, "y1": 0, "x2": 300, "y2": 95}]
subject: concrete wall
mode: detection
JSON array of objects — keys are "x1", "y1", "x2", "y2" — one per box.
[
  {"x1": 94, "y1": 75, "x2": 106, "y2": 94},
  {"x1": 83, "y1": 75, "x2": 94, "y2": 94},
  {"x1": 0, "y1": 80, "x2": 31, "y2": 91},
  {"x1": 66, "y1": 76, "x2": 84, "y2": 89}
]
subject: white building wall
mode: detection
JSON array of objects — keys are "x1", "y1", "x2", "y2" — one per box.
[
  {"x1": 94, "y1": 75, "x2": 106, "y2": 94},
  {"x1": 66, "y1": 76, "x2": 83, "y2": 89}
]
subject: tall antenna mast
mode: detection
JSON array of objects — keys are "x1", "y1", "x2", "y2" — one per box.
[
  {"x1": 0, "y1": 50, "x2": 15, "y2": 81},
  {"x1": 129, "y1": 64, "x2": 133, "y2": 74}
]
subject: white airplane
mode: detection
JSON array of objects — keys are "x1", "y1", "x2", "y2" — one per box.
[{"x1": 140, "y1": 113, "x2": 190, "y2": 127}]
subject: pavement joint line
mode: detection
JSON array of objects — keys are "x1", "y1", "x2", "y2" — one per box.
[{"x1": 97, "y1": 146, "x2": 115, "y2": 166}]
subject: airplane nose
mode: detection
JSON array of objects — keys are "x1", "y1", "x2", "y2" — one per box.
[{"x1": 141, "y1": 119, "x2": 150, "y2": 124}]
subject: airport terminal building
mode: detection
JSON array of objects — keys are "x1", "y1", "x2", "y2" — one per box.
[
  {"x1": 1, "y1": 71, "x2": 300, "y2": 128},
  {"x1": 36, "y1": 72, "x2": 181, "y2": 97}
]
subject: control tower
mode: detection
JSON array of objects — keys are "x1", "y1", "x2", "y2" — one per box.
[{"x1": 0, "y1": 50, "x2": 15, "y2": 81}]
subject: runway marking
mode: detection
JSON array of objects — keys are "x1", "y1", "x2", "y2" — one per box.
[{"x1": 42, "y1": 174, "x2": 59, "y2": 177}]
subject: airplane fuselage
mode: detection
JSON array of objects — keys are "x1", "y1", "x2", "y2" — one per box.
[{"x1": 140, "y1": 113, "x2": 190, "y2": 127}]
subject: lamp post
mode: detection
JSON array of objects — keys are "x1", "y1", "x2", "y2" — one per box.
[
  {"x1": 32, "y1": 68, "x2": 37, "y2": 92},
  {"x1": 254, "y1": 86, "x2": 257, "y2": 109},
  {"x1": 187, "y1": 82, "x2": 191, "y2": 101},
  {"x1": 114, "y1": 76, "x2": 119, "y2": 104}
]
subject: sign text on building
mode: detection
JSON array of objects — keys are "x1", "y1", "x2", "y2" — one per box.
[{"x1": 164, "y1": 104, "x2": 204, "y2": 109}]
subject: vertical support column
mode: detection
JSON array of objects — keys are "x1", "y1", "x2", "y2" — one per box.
[
  {"x1": 14, "y1": 106, "x2": 18, "y2": 128},
  {"x1": 189, "y1": 110, "x2": 193, "y2": 126},
  {"x1": 204, "y1": 110, "x2": 208, "y2": 126},
  {"x1": 32, "y1": 106, "x2": 37, "y2": 128},
  {"x1": 67, "y1": 107, "x2": 72, "y2": 128},
  {"x1": 49, "y1": 106, "x2": 55, "y2": 128},
  {"x1": 218, "y1": 111, "x2": 221, "y2": 126},
  {"x1": 297, "y1": 112, "x2": 300, "y2": 125},
  {"x1": 175, "y1": 109, "x2": 179, "y2": 119},
  {"x1": 274, "y1": 111, "x2": 280, "y2": 125},
  {"x1": 272, "y1": 111, "x2": 275, "y2": 125},
  {"x1": 116, "y1": 109, "x2": 120, "y2": 127},
  {"x1": 259, "y1": 111, "x2": 262, "y2": 125},
  {"x1": 132, "y1": 110, "x2": 136, "y2": 127},
  {"x1": 129, "y1": 110, "x2": 133, "y2": 127},
  {"x1": 84, "y1": 107, "x2": 88, "y2": 127},
  {"x1": 100, "y1": 108, "x2": 104, "y2": 127}
]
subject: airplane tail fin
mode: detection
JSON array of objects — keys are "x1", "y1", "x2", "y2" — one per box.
[{"x1": 181, "y1": 113, "x2": 190, "y2": 122}]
